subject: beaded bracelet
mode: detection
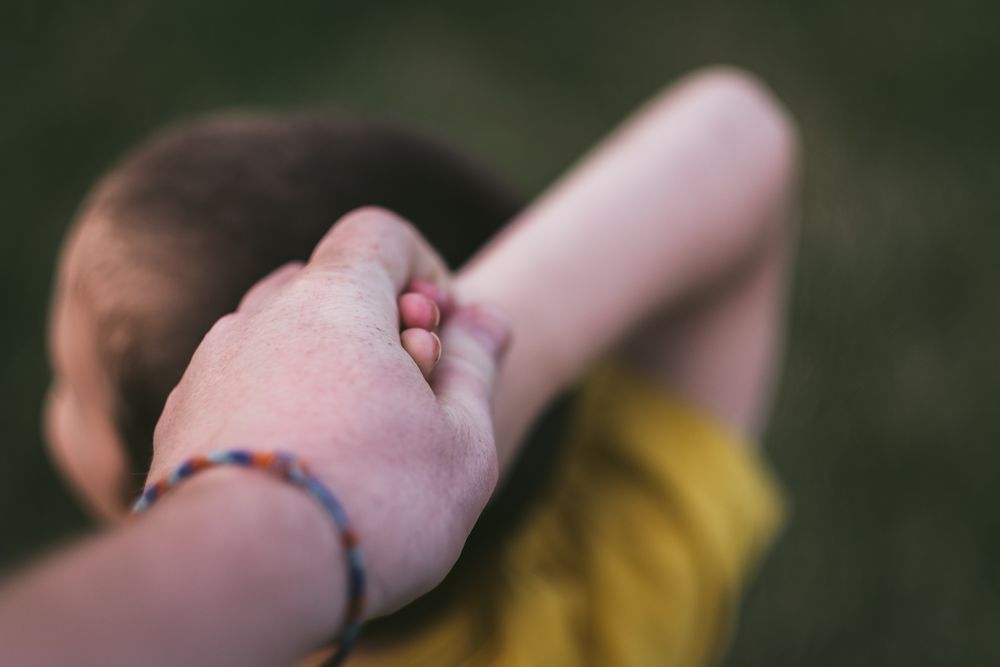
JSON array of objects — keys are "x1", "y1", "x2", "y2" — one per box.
[{"x1": 132, "y1": 450, "x2": 365, "y2": 665}]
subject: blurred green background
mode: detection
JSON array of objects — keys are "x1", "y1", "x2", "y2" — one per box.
[{"x1": 2, "y1": 0, "x2": 998, "y2": 664}]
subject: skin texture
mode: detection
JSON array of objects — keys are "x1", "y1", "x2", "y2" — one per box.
[{"x1": 1, "y1": 208, "x2": 512, "y2": 666}]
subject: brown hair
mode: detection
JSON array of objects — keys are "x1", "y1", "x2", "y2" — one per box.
[
  {"x1": 79, "y1": 111, "x2": 520, "y2": 482},
  {"x1": 73, "y1": 110, "x2": 570, "y2": 640}
]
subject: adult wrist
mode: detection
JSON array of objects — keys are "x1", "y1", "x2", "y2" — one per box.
[
  {"x1": 164, "y1": 466, "x2": 349, "y2": 659},
  {"x1": 0, "y1": 465, "x2": 352, "y2": 666}
]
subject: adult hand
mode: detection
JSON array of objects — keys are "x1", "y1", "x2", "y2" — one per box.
[{"x1": 150, "y1": 206, "x2": 511, "y2": 617}]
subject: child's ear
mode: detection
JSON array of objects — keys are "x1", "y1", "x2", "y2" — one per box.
[
  {"x1": 43, "y1": 382, "x2": 75, "y2": 483},
  {"x1": 43, "y1": 384, "x2": 129, "y2": 523},
  {"x1": 43, "y1": 385, "x2": 82, "y2": 501}
]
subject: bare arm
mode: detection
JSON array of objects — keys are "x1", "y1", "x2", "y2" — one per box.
[
  {"x1": 0, "y1": 209, "x2": 511, "y2": 665},
  {"x1": 457, "y1": 67, "x2": 799, "y2": 471},
  {"x1": 0, "y1": 472, "x2": 345, "y2": 666}
]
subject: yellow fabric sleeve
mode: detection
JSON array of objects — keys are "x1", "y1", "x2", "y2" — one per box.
[{"x1": 349, "y1": 364, "x2": 786, "y2": 667}]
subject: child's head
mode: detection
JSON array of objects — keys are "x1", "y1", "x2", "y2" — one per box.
[{"x1": 45, "y1": 112, "x2": 523, "y2": 519}]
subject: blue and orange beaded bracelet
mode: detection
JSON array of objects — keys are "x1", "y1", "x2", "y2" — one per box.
[{"x1": 132, "y1": 450, "x2": 365, "y2": 665}]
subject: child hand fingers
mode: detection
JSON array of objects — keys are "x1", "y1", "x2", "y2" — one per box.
[
  {"x1": 408, "y1": 278, "x2": 456, "y2": 317},
  {"x1": 399, "y1": 292, "x2": 441, "y2": 331},
  {"x1": 401, "y1": 328, "x2": 443, "y2": 380},
  {"x1": 431, "y1": 304, "x2": 511, "y2": 432}
]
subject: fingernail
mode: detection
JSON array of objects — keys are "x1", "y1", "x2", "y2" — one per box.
[
  {"x1": 430, "y1": 300, "x2": 441, "y2": 329},
  {"x1": 431, "y1": 332, "x2": 443, "y2": 365}
]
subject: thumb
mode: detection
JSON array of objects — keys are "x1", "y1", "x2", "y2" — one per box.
[{"x1": 432, "y1": 304, "x2": 512, "y2": 432}]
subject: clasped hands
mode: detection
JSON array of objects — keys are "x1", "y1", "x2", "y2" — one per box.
[{"x1": 149, "y1": 206, "x2": 511, "y2": 619}]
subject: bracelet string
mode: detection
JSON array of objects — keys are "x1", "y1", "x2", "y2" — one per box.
[{"x1": 132, "y1": 449, "x2": 365, "y2": 665}]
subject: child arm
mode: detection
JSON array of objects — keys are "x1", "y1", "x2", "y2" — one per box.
[{"x1": 456, "y1": 67, "x2": 799, "y2": 471}]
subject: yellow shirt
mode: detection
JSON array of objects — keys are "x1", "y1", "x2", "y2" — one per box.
[{"x1": 351, "y1": 365, "x2": 785, "y2": 666}]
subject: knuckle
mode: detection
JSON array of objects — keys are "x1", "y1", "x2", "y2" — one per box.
[
  {"x1": 203, "y1": 312, "x2": 238, "y2": 343},
  {"x1": 691, "y1": 66, "x2": 798, "y2": 148},
  {"x1": 336, "y1": 206, "x2": 413, "y2": 240},
  {"x1": 317, "y1": 207, "x2": 419, "y2": 275}
]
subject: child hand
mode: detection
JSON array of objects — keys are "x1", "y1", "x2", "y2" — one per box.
[{"x1": 398, "y1": 278, "x2": 454, "y2": 380}]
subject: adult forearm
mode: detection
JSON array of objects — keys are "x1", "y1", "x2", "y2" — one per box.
[{"x1": 0, "y1": 470, "x2": 342, "y2": 666}]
